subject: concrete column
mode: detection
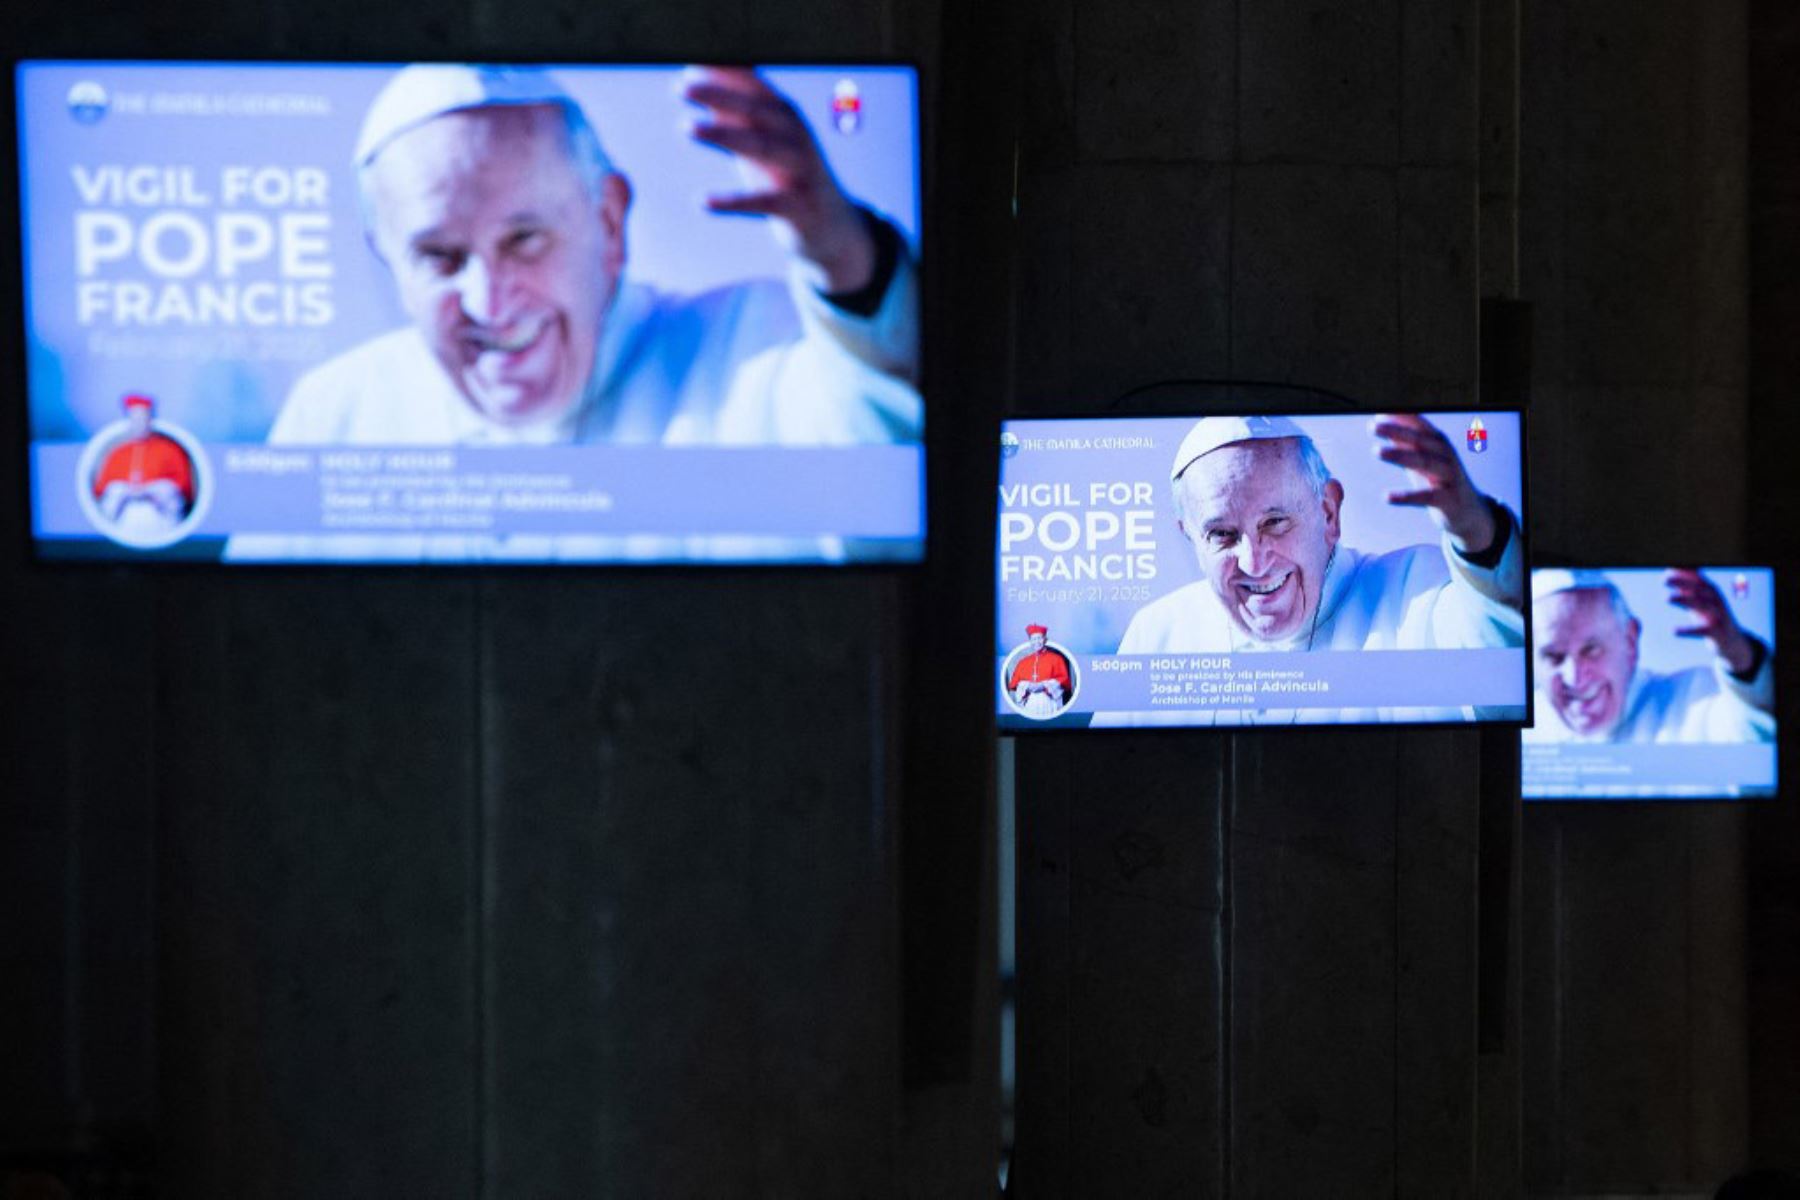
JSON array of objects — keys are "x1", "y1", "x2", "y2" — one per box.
[
  {"x1": 1010, "y1": 0, "x2": 1488, "y2": 1193},
  {"x1": 1746, "y1": 0, "x2": 1800, "y2": 1170},
  {"x1": 0, "y1": 0, "x2": 980, "y2": 1195},
  {"x1": 1517, "y1": 0, "x2": 1752, "y2": 1191}
]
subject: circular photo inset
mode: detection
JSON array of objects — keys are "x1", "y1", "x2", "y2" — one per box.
[
  {"x1": 76, "y1": 402, "x2": 213, "y2": 550},
  {"x1": 1000, "y1": 631, "x2": 1081, "y2": 721}
]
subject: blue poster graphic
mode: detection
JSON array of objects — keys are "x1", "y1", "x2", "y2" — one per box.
[
  {"x1": 18, "y1": 60, "x2": 924, "y2": 563},
  {"x1": 995, "y1": 411, "x2": 1529, "y2": 729}
]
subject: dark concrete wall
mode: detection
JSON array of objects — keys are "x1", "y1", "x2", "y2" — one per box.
[
  {"x1": 0, "y1": 0, "x2": 1008, "y2": 1197},
  {"x1": 1007, "y1": 0, "x2": 1776, "y2": 1192},
  {"x1": 1515, "y1": 0, "x2": 1756, "y2": 1193},
  {"x1": 2, "y1": 0, "x2": 1787, "y2": 1194},
  {"x1": 1006, "y1": 0, "x2": 1494, "y2": 1194},
  {"x1": 1746, "y1": 0, "x2": 1800, "y2": 1175}
]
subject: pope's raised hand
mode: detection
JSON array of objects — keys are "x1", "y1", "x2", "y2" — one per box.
[
  {"x1": 682, "y1": 65, "x2": 875, "y2": 295},
  {"x1": 1371, "y1": 412, "x2": 1497, "y2": 555},
  {"x1": 1666, "y1": 568, "x2": 1757, "y2": 675}
]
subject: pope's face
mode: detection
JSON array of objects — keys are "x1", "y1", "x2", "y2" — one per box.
[
  {"x1": 367, "y1": 105, "x2": 629, "y2": 428},
  {"x1": 1029, "y1": 633, "x2": 1046, "y2": 653},
  {"x1": 1535, "y1": 589, "x2": 1639, "y2": 737},
  {"x1": 1177, "y1": 439, "x2": 1343, "y2": 644}
]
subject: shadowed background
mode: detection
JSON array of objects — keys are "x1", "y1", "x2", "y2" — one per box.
[{"x1": 3, "y1": 0, "x2": 1797, "y2": 1196}]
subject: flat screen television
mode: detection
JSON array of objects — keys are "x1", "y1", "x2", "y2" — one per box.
[
  {"x1": 16, "y1": 59, "x2": 923, "y2": 564},
  {"x1": 1522, "y1": 566, "x2": 1777, "y2": 799},
  {"x1": 994, "y1": 410, "x2": 1529, "y2": 729}
]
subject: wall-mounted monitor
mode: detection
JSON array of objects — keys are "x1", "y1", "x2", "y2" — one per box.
[
  {"x1": 17, "y1": 59, "x2": 923, "y2": 564},
  {"x1": 1522, "y1": 567, "x2": 1777, "y2": 799},
  {"x1": 994, "y1": 410, "x2": 1529, "y2": 729}
]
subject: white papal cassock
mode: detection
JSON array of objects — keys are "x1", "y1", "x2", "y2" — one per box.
[{"x1": 1090, "y1": 519, "x2": 1524, "y2": 727}]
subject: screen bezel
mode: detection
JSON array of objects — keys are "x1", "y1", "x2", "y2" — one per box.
[
  {"x1": 9, "y1": 55, "x2": 928, "y2": 573},
  {"x1": 993, "y1": 403, "x2": 1535, "y2": 735}
]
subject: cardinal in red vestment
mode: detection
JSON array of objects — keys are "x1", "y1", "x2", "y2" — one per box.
[
  {"x1": 92, "y1": 394, "x2": 195, "y2": 529},
  {"x1": 1009, "y1": 623, "x2": 1071, "y2": 718}
]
